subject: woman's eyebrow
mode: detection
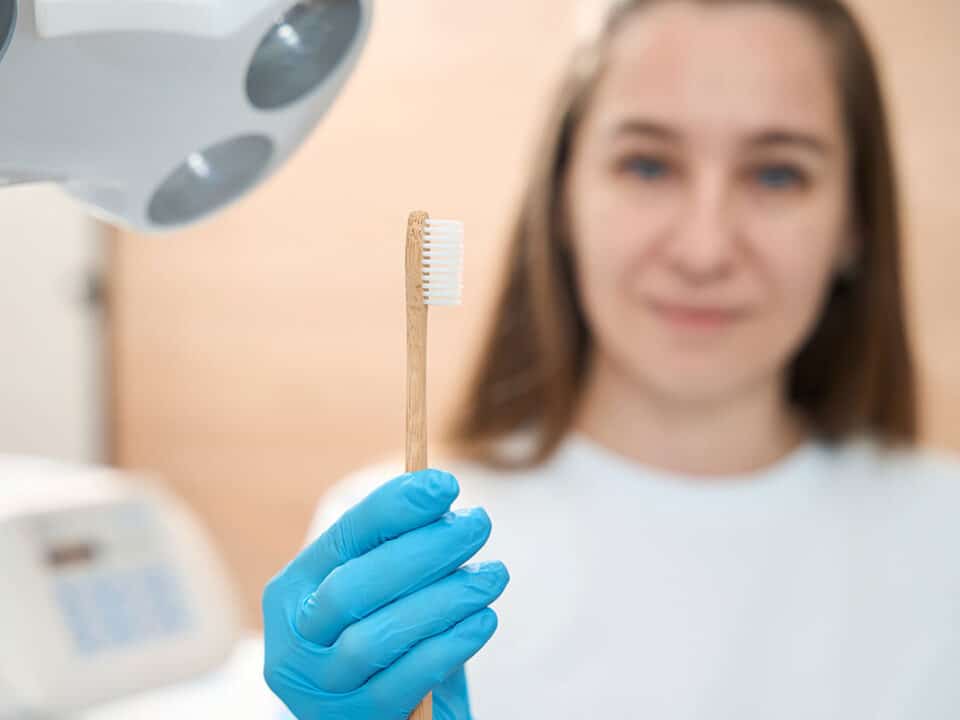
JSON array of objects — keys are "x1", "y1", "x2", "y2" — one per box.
[
  {"x1": 609, "y1": 118, "x2": 682, "y2": 142},
  {"x1": 607, "y1": 119, "x2": 834, "y2": 157},
  {"x1": 746, "y1": 129, "x2": 834, "y2": 156}
]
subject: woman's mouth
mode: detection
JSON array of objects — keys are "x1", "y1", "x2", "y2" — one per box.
[{"x1": 648, "y1": 300, "x2": 747, "y2": 330}]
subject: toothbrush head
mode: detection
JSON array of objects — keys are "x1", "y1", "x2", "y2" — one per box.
[{"x1": 421, "y1": 218, "x2": 464, "y2": 307}]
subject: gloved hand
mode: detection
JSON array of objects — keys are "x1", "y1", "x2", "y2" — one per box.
[{"x1": 263, "y1": 469, "x2": 509, "y2": 719}]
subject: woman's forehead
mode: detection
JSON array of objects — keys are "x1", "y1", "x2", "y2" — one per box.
[{"x1": 594, "y1": 2, "x2": 844, "y2": 138}]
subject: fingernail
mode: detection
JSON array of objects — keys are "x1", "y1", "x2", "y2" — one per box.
[
  {"x1": 452, "y1": 506, "x2": 490, "y2": 523},
  {"x1": 451, "y1": 507, "x2": 491, "y2": 541},
  {"x1": 474, "y1": 561, "x2": 510, "y2": 592},
  {"x1": 476, "y1": 609, "x2": 498, "y2": 633}
]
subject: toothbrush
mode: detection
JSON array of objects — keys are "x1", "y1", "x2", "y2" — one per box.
[{"x1": 405, "y1": 211, "x2": 464, "y2": 720}]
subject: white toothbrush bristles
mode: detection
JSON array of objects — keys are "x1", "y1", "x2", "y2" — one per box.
[{"x1": 422, "y1": 218, "x2": 464, "y2": 306}]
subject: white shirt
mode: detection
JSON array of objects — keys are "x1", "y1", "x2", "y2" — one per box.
[{"x1": 309, "y1": 436, "x2": 960, "y2": 719}]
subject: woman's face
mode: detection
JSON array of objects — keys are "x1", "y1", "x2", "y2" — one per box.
[{"x1": 567, "y1": 1, "x2": 853, "y2": 404}]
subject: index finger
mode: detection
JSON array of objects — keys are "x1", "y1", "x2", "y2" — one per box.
[{"x1": 285, "y1": 469, "x2": 460, "y2": 583}]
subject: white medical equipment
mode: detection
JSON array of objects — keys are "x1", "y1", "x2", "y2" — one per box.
[
  {"x1": 0, "y1": 0, "x2": 373, "y2": 231},
  {"x1": 0, "y1": 459, "x2": 240, "y2": 719}
]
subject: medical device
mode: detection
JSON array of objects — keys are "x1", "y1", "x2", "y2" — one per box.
[
  {"x1": 0, "y1": 0, "x2": 372, "y2": 231},
  {"x1": 0, "y1": 459, "x2": 239, "y2": 718}
]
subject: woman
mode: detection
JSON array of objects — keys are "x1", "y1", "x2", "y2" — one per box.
[{"x1": 263, "y1": 1, "x2": 960, "y2": 717}]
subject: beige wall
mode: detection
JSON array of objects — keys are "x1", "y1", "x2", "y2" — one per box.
[{"x1": 110, "y1": 1, "x2": 960, "y2": 625}]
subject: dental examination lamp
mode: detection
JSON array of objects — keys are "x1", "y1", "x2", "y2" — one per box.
[{"x1": 0, "y1": 0, "x2": 372, "y2": 231}]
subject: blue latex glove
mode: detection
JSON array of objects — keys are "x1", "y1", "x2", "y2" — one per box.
[{"x1": 263, "y1": 469, "x2": 509, "y2": 719}]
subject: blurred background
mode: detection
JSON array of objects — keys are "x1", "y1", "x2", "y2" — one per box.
[{"x1": 1, "y1": 0, "x2": 957, "y2": 628}]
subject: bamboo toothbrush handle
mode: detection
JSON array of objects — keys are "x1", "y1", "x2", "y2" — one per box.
[
  {"x1": 405, "y1": 211, "x2": 431, "y2": 720},
  {"x1": 406, "y1": 210, "x2": 429, "y2": 475}
]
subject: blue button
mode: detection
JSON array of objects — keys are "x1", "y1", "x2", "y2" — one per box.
[
  {"x1": 92, "y1": 573, "x2": 137, "y2": 648},
  {"x1": 141, "y1": 565, "x2": 191, "y2": 638},
  {"x1": 54, "y1": 578, "x2": 102, "y2": 655}
]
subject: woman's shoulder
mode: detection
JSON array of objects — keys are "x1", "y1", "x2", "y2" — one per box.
[
  {"x1": 832, "y1": 437, "x2": 960, "y2": 480},
  {"x1": 824, "y1": 437, "x2": 960, "y2": 511}
]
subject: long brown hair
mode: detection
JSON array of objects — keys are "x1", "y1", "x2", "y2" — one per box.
[{"x1": 450, "y1": 0, "x2": 916, "y2": 466}]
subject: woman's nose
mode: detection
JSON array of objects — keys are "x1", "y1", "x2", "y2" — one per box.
[{"x1": 664, "y1": 177, "x2": 738, "y2": 282}]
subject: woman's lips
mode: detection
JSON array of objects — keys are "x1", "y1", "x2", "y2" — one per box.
[{"x1": 648, "y1": 300, "x2": 746, "y2": 330}]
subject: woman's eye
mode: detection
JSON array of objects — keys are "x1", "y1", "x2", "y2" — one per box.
[
  {"x1": 755, "y1": 165, "x2": 805, "y2": 189},
  {"x1": 622, "y1": 156, "x2": 670, "y2": 180}
]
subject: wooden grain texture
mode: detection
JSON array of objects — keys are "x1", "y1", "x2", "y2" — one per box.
[
  {"x1": 405, "y1": 209, "x2": 432, "y2": 720},
  {"x1": 406, "y1": 211, "x2": 429, "y2": 476}
]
